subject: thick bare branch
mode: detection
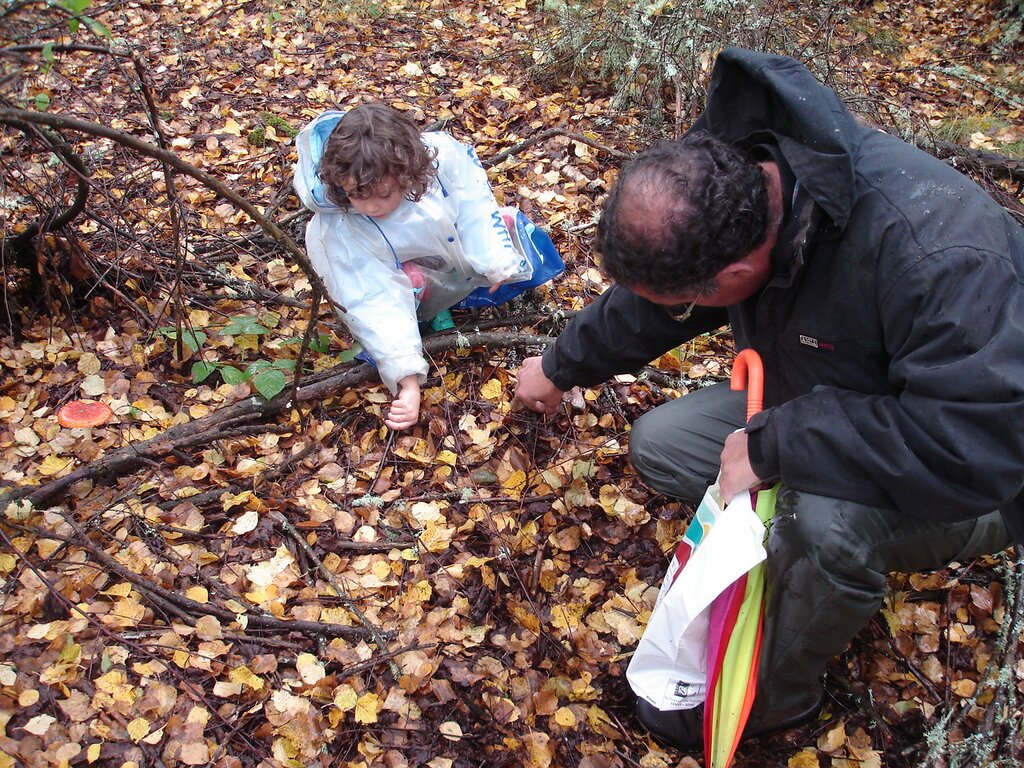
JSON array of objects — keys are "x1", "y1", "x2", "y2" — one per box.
[{"x1": 0, "y1": 330, "x2": 554, "y2": 511}]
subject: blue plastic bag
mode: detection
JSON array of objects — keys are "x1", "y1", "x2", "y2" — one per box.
[{"x1": 454, "y1": 210, "x2": 565, "y2": 309}]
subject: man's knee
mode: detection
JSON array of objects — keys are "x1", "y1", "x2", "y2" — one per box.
[
  {"x1": 629, "y1": 385, "x2": 745, "y2": 501},
  {"x1": 767, "y1": 487, "x2": 1004, "y2": 580},
  {"x1": 768, "y1": 489, "x2": 887, "y2": 586},
  {"x1": 630, "y1": 409, "x2": 711, "y2": 501}
]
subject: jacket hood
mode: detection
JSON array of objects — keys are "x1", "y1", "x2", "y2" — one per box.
[
  {"x1": 693, "y1": 48, "x2": 861, "y2": 228},
  {"x1": 293, "y1": 110, "x2": 347, "y2": 214}
]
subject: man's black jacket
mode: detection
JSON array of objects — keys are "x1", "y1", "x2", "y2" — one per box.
[{"x1": 541, "y1": 48, "x2": 1024, "y2": 540}]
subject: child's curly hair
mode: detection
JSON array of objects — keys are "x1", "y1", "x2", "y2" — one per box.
[{"x1": 318, "y1": 103, "x2": 437, "y2": 208}]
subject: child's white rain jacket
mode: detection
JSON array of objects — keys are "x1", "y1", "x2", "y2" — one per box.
[{"x1": 293, "y1": 110, "x2": 531, "y2": 393}]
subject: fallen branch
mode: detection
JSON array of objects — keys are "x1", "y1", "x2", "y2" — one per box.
[
  {"x1": 277, "y1": 514, "x2": 402, "y2": 678},
  {"x1": 484, "y1": 127, "x2": 630, "y2": 167},
  {"x1": 0, "y1": 331, "x2": 554, "y2": 512},
  {"x1": 921, "y1": 549, "x2": 1024, "y2": 767},
  {"x1": 59, "y1": 512, "x2": 379, "y2": 640},
  {"x1": 0, "y1": 107, "x2": 346, "y2": 325},
  {"x1": 926, "y1": 139, "x2": 1024, "y2": 187},
  {"x1": 3, "y1": 120, "x2": 90, "y2": 245}
]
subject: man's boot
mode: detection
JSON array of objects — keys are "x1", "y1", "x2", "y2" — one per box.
[{"x1": 633, "y1": 686, "x2": 824, "y2": 751}]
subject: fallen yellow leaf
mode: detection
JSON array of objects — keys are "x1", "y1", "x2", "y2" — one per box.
[
  {"x1": 222, "y1": 117, "x2": 243, "y2": 136},
  {"x1": 439, "y1": 721, "x2": 463, "y2": 741},
  {"x1": 229, "y1": 665, "x2": 264, "y2": 691},
  {"x1": 554, "y1": 706, "x2": 577, "y2": 728},
  {"x1": 501, "y1": 469, "x2": 526, "y2": 499},
  {"x1": 334, "y1": 684, "x2": 357, "y2": 712},
  {"x1": 127, "y1": 716, "x2": 151, "y2": 742},
  {"x1": 355, "y1": 692, "x2": 380, "y2": 724},
  {"x1": 788, "y1": 750, "x2": 821, "y2": 768},
  {"x1": 37, "y1": 454, "x2": 75, "y2": 477},
  {"x1": 480, "y1": 378, "x2": 503, "y2": 401}
]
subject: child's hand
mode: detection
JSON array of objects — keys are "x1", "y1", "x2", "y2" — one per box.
[{"x1": 385, "y1": 376, "x2": 421, "y2": 430}]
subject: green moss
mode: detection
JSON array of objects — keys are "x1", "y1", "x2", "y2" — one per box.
[
  {"x1": 866, "y1": 27, "x2": 904, "y2": 54},
  {"x1": 247, "y1": 127, "x2": 267, "y2": 147},
  {"x1": 257, "y1": 111, "x2": 299, "y2": 138},
  {"x1": 932, "y1": 116, "x2": 1024, "y2": 158},
  {"x1": 998, "y1": 140, "x2": 1024, "y2": 159}
]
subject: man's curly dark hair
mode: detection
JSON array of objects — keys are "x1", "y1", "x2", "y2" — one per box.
[
  {"x1": 318, "y1": 102, "x2": 437, "y2": 208},
  {"x1": 596, "y1": 132, "x2": 770, "y2": 296}
]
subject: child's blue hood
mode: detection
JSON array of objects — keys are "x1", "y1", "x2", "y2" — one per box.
[{"x1": 293, "y1": 110, "x2": 346, "y2": 213}]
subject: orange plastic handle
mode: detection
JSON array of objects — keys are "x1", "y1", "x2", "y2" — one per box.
[{"x1": 730, "y1": 349, "x2": 764, "y2": 420}]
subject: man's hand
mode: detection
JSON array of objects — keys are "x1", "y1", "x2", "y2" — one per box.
[
  {"x1": 385, "y1": 376, "x2": 421, "y2": 430},
  {"x1": 718, "y1": 430, "x2": 762, "y2": 503},
  {"x1": 514, "y1": 355, "x2": 564, "y2": 415}
]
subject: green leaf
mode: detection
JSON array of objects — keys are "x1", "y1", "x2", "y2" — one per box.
[
  {"x1": 252, "y1": 368, "x2": 287, "y2": 400},
  {"x1": 220, "y1": 315, "x2": 271, "y2": 336},
  {"x1": 311, "y1": 334, "x2": 330, "y2": 354},
  {"x1": 244, "y1": 359, "x2": 272, "y2": 377},
  {"x1": 59, "y1": 0, "x2": 92, "y2": 13},
  {"x1": 156, "y1": 327, "x2": 208, "y2": 353},
  {"x1": 471, "y1": 468, "x2": 500, "y2": 485},
  {"x1": 280, "y1": 333, "x2": 330, "y2": 354},
  {"x1": 192, "y1": 361, "x2": 218, "y2": 384},
  {"x1": 67, "y1": 18, "x2": 80, "y2": 33},
  {"x1": 220, "y1": 366, "x2": 249, "y2": 385},
  {"x1": 42, "y1": 43, "x2": 55, "y2": 64},
  {"x1": 338, "y1": 344, "x2": 364, "y2": 363},
  {"x1": 84, "y1": 16, "x2": 111, "y2": 38},
  {"x1": 272, "y1": 358, "x2": 296, "y2": 372},
  {"x1": 34, "y1": 93, "x2": 51, "y2": 111},
  {"x1": 181, "y1": 330, "x2": 208, "y2": 353}
]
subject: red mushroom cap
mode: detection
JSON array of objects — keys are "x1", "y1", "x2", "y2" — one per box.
[{"x1": 57, "y1": 400, "x2": 114, "y2": 428}]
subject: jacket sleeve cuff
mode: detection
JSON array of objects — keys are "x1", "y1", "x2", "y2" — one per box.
[
  {"x1": 377, "y1": 355, "x2": 429, "y2": 396},
  {"x1": 745, "y1": 410, "x2": 781, "y2": 483},
  {"x1": 541, "y1": 345, "x2": 573, "y2": 392}
]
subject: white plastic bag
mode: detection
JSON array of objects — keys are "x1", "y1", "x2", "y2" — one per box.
[{"x1": 626, "y1": 481, "x2": 768, "y2": 711}]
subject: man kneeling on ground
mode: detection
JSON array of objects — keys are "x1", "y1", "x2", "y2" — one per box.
[{"x1": 515, "y1": 47, "x2": 1024, "y2": 748}]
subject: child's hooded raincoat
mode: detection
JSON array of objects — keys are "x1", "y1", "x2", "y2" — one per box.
[{"x1": 293, "y1": 110, "x2": 531, "y2": 393}]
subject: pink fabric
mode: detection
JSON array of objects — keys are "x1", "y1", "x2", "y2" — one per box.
[
  {"x1": 400, "y1": 262, "x2": 430, "y2": 303},
  {"x1": 704, "y1": 574, "x2": 747, "y2": 765}
]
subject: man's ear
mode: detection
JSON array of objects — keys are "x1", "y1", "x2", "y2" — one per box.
[
  {"x1": 718, "y1": 257, "x2": 757, "y2": 282},
  {"x1": 711, "y1": 251, "x2": 771, "y2": 299},
  {"x1": 720, "y1": 247, "x2": 772, "y2": 284}
]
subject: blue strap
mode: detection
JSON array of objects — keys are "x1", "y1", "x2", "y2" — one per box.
[{"x1": 365, "y1": 215, "x2": 401, "y2": 269}]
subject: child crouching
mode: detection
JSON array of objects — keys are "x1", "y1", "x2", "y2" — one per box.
[{"x1": 293, "y1": 103, "x2": 561, "y2": 429}]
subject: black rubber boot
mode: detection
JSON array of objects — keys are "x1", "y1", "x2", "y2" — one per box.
[
  {"x1": 634, "y1": 687, "x2": 825, "y2": 751},
  {"x1": 634, "y1": 699, "x2": 703, "y2": 751}
]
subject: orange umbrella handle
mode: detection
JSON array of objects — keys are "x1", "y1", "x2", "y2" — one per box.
[{"x1": 730, "y1": 349, "x2": 764, "y2": 421}]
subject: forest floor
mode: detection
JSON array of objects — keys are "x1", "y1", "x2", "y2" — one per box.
[{"x1": 1, "y1": 1, "x2": 1023, "y2": 767}]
